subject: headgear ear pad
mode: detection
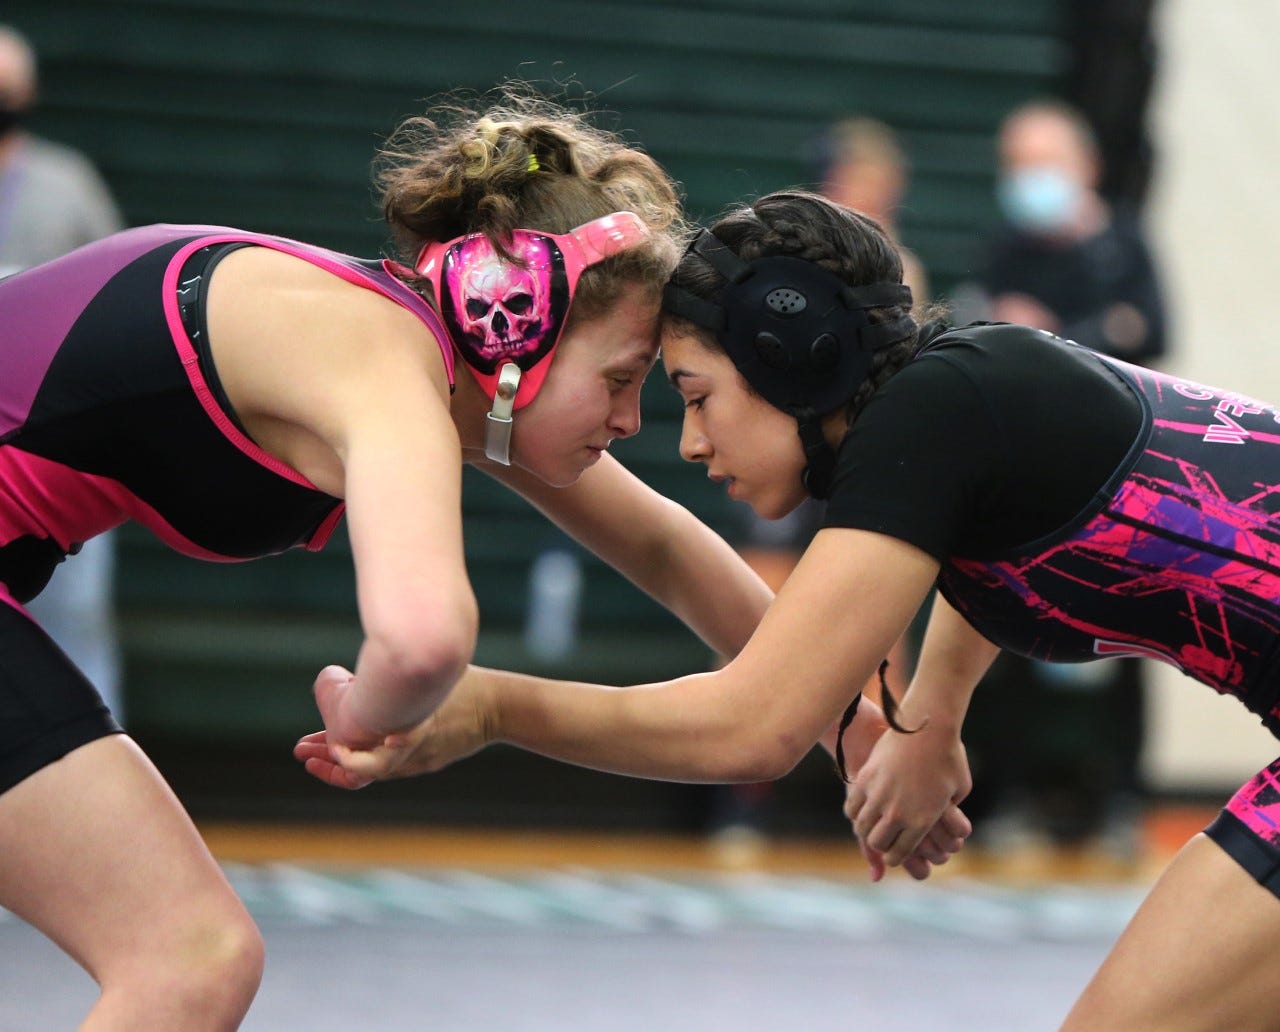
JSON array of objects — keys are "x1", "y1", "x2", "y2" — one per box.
[
  {"x1": 720, "y1": 256, "x2": 877, "y2": 414},
  {"x1": 664, "y1": 230, "x2": 913, "y2": 418}
]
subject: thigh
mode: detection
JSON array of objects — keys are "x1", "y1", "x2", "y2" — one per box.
[
  {"x1": 0, "y1": 733, "x2": 251, "y2": 982},
  {"x1": 1061, "y1": 832, "x2": 1280, "y2": 1032},
  {"x1": 0, "y1": 596, "x2": 250, "y2": 981}
]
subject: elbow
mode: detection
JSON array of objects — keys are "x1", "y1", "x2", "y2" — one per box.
[
  {"x1": 688, "y1": 672, "x2": 814, "y2": 783},
  {"x1": 366, "y1": 596, "x2": 479, "y2": 714},
  {"x1": 711, "y1": 726, "x2": 808, "y2": 784},
  {"x1": 392, "y1": 627, "x2": 475, "y2": 692}
]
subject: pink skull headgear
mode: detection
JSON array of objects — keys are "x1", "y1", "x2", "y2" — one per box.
[{"x1": 416, "y1": 212, "x2": 651, "y2": 463}]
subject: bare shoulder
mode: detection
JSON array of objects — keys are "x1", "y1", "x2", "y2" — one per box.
[
  {"x1": 203, "y1": 243, "x2": 454, "y2": 480},
  {"x1": 210, "y1": 244, "x2": 439, "y2": 350},
  {"x1": 210, "y1": 246, "x2": 447, "y2": 390}
]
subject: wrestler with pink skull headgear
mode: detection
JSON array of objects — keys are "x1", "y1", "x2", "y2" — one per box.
[
  {"x1": 0, "y1": 88, "x2": 847, "y2": 1028},
  {"x1": 417, "y1": 210, "x2": 651, "y2": 464}
]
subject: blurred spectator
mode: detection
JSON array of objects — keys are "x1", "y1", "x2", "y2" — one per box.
[
  {"x1": 965, "y1": 98, "x2": 1169, "y2": 857},
  {"x1": 0, "y1": 25, "x2": 125, "y2": 717},
  {"x1": 817, "y1": 116, "x2": 929, "y2": 304},
  {"x1": 706, "y1": 117, "x2": 927, "y2": 859},
  {"x1": 982, "y1": 99, "x2": 1166, "y2": 363}
]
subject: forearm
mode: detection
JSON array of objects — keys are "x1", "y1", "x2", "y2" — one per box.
[
  {"x1": 642, "y1": 503, "x2": 773, "y2": 658},
  {"x1": 474, "y1": 665, "x2": 787, "y2": 783},
  {"x1": 896, "y1": 594, "x2": 999, "y2": 732}
]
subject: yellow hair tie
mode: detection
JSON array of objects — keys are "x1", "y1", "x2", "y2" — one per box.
[{"x1": 527, "y1": 153, "x2": 540, "y2": 173}]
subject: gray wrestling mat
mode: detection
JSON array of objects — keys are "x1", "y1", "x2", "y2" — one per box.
[{"x1": 0, "y1": 864, "x2": 1143, "y2": 1031}]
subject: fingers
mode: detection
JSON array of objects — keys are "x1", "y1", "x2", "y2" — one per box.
[
  {"x1": 843, "y1": 783, "x2": 866, "y2": 824},
  {"x1": 853, "y1": 805, "x2": 914, "y2": 859},
  {"x1": 301, "y1": 756, "x2": 372, "y2": 791},
  {"x1": 849, "y1": 817, "x2": 966, "y2": 883},
  {"x1": 294, "y1": 732, "x2": 379, "y2": 790},
  {"x1": 857, "y1": 836, "x2": 886, "y2": 883},
  {"x1": 901, "y1": 856, "x2": 933, "y2": 881},
  {"x1": 293, "y1": 739, "x2": 326, "y2": 762},
  {"x1": 847, "y1": 785, "x2": 912, "y2": 864},
  {"x1": 845, "y1": 803, "x2": 972, "y2": 882},
  {"x1": 315, "y1": 664, "x2": 354, "y2": 689},
  {"x1": 846, "y1": 781, "x2": 890, "y2": 850},
  {"x1": 939, "y1": 805, "x2": 973, "y2": 841},
  {"x1": 851, "y1": 802, "x2": 967, "y2": 868},
  {"x1": 910, "y1": 837, "x2": 949, "y2": 867},
  {"x1": 329, "y1": 743, "x2": 376, "y2": 775}
]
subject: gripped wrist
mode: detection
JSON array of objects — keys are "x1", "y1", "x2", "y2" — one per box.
[{"x1": 472, "y1": 668, "x2": 505, "y2": 746}]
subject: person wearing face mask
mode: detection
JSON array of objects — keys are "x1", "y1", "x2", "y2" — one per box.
[
  {"x1": 0, "y1": 25, "x2": 126, "y2": 726},
  {"x1": 981, "y1": 98, "x2": 1167, "y2": 363},
  {"x1": 966, "y1": 98, "x2": 1170, "y2": 859}
]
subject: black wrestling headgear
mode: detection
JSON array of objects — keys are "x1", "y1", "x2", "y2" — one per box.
[{"x1": 663, "y1": 229, "x2": 913, "y2": 498}]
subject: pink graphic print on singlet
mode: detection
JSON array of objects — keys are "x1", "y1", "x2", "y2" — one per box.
[
  {"x1": 1226, "y1": 757, "x2": 1280, "y2": 849},
  {"x1": 938, "y1": 357, "x2": 1280, "y2": 732}
]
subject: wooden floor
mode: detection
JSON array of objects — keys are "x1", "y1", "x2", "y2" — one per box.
[{"x1": 197, "y1": 802, "x2": 1219, "y2": 884}]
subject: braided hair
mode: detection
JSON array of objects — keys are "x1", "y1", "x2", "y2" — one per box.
[
  {"x1": 668, "y1": 190, "x2": 944, "y2": 737},
  {"x1": 668, "y1": 190, "x2": 929, "y2": 432}
]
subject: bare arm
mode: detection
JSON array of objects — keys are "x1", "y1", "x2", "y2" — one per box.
[
  {"x1": 451, "y1": 528, "x2": 938, "y2": 782},
  {"x1": 481, "y1": 453, "x2": 772, "y2": 659},
  {"x1": 209, "y1": 252, "x2": 479, "y2": 747},
  {"x1": 897, "y1": 590, "x2": 1000, "y2": 732},
  {"x1": 295, "y1": 527, "x2": 972, "y2": 880},
  {"x1": 335, "y1": 377, "x2": 478, "y2": 741}
]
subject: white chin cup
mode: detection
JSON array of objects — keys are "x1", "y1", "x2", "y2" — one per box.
[{"x1": 483, "y1": 362, "x2": 521, "y2": 465}]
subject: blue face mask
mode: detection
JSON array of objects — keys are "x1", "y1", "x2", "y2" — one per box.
[{"x1": 996, "y1": 167, "x2": 1078, "y2": 234}]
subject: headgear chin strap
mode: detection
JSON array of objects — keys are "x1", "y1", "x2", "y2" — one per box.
[
  {"x1": 417, "y1": 211, "x2": 650, "y2": 464},
  {"x1": 663, "y1": 229, "x2": 913, "y2": 498}
]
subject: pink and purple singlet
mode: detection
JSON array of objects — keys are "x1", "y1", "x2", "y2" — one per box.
[
  {"x1": 937, "y1": 352, "x2": 1280, "y2": 890},
  {"x1": 0, "y1": 223, "x2": 451, "y2": 791}
]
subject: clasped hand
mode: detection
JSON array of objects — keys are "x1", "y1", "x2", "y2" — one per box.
[
  {"x1": 292, "y1": 665, "x2": 488, "y2": 790},
  {"x1": 843, "y1": 714, "x2": 973, "y2": 870}
]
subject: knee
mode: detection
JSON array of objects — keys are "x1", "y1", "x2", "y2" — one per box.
[
  {"x1": 178, "y1": 911, "x2": 266, "y2": 1023},
  {"x1": 101, "y1": 908, "x2": 266, "y2": 1029}
]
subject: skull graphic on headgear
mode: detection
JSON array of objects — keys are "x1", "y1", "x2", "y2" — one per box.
[
  {"x1": 442, "y1": 231, "x2": 563, "y2": 373},
  {"x1": 440, "y1": 233, "x2": 568, "y2": 376}
]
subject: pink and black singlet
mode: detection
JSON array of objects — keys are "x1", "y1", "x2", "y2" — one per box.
[
  {"x1": 822, "y1": 322, "x2": 1280, "y2": 892},
  {"x1": 0, "y1": 223, "x2": 452, "y2": 790}
]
